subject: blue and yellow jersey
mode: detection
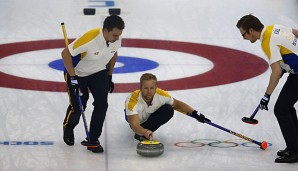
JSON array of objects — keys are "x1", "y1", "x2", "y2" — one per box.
[
  {"x1": 68, "y1": 28, "x2": 121, "y2": 77},
  {"x1": 125, "y1": 88, "x2": 174, "y2": 123},
  {"x1": 260, "y1": 24, "x2": 298, "y2": 74}
]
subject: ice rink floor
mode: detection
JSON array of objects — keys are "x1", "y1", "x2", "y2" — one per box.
[{"x1": 0, "y1": 0, "x2": 298, "y2": 170}]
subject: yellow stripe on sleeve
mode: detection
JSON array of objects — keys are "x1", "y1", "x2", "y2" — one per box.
[
  {"x1": 261, "y1": 25, "x2": 274, "y2": 60},
  {"x1": 279, "y1": 46, "x2": 293, "y2": 55},
  {"x1": 73, "y1": 28, "x2": 101, "y2": 50},
  {"x1": 128, "y1": 90, "x2": 140, "y2": 111},
  {"x1": 155, "y1": 88, "x2": 171, "y2": 98}
]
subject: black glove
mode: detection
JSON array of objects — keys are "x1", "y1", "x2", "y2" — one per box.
[
  {"x1": 108, "y1": 75, "x2": 114, "y2": 93},
  {"x1": 70, "y1": 75, "x2": 80, "y2": 95},
  {"x1": 259, "y1": 93, "x2": 270, "y2": 110},
  {"x1": 187, "y1": 110, "x2": 211, "y2": 123}
]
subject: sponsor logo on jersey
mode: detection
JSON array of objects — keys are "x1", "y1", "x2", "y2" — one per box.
[
  {"x1": 293, "y1": 37, "x2": 297, "y2": 46},
  {"x1": 274, "y1": 28, "x2": 280, "y2": 34}
]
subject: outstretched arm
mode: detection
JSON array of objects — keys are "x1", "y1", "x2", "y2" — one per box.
[
  {"x1": 172, "y1": 98, "x2": 210, "y2": 123},
  {"x1": 127, "y1": 114, "x2": 152, "y2": 139},
  {"x1": 172, "y1": 98, "x2": 194, "y2": 114}
]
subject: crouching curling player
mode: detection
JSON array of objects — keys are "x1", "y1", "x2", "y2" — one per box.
[{"x1": 124, "y1": 73, "x2": 210, "y2": 141}]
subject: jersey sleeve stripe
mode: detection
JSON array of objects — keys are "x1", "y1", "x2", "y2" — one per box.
[
  {"x1": 155, "y1": 88, "x2": 171, "y2": 97},
  {"x1": 73, "y1": 28, "x2": 101, "y2": 50},
  {"x1": 261, "y1": 25, "x2": 274, "y2": 60},
  {"x1": 128, "y1": 90, "x2": 140, "y2": 111}
]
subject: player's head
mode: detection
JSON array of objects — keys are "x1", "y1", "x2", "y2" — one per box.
[
  {"x1": 236, "y1": 14, "x2": 264, "y2": 43},
  {"x1": 103, "y1": 15, "x2": 125, "y2": 31},
  {"x1": 103, "y1": 15, "x2": 125, "y2": 43},
  {"x1": 140, "y1": 73, "x2": 157, "y2": 102}
]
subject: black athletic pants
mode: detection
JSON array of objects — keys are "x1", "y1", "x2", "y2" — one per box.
[
  {"x1": 141, "y1": 104, "x2": 174, "y2": 132},
  {"x1": 274, "y1": 74, "x2": 298, "y2": 152},
  {"x1": 63, "y1": 69, "x2": 109, "y2": 142}
]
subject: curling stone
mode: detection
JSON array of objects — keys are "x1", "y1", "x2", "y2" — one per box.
[
  {"x1": 83, "y1": 8, "x2": 96, "y2": 15},
  {"x1": 108, "y1": 8, "x2": 121, "y2": 15},
  {"x1": 136, "y1": 140, "x2": 164, "y2": 157}
]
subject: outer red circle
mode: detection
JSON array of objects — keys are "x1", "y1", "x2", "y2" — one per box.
[{"x1": 0, "y1": 39, "x2": 268, "y2": 92}]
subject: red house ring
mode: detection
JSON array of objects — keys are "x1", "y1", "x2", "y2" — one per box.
[{"x1": 0, "y1": 39, "x2": 268, "y2": 93}]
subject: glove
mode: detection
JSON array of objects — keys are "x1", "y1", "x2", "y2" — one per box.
[
  {"x1": 259, "y1": 93, "x2": 270, "y2": 110},
  {"x1": 108, "y1": 75, "x2": 114, "y2": 93},
  {"x1": 70, "y1": 75, "x2": 80, "y2": 95},
  {"x1": 187, "y1": 110, "x2": 211, "y2": 123}
]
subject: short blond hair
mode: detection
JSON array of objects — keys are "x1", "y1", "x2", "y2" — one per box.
[{"x1": 140, "y1": 73, "x2": 157, "y2": 85}]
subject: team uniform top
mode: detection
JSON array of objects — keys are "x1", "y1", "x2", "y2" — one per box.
[
  {"x1": 68, "y1": 28, "x2": 121, "y2": 77},
  {"x1": 260, "y1": 24, "x2": 298, "y2": 74},
  {"x1": 125, "y1": 88, "x2": 174, "y2": 123}
]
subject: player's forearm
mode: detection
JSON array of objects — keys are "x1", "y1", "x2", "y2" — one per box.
[
  {"x1": 130, "y1": 123, "x2": 148, "y2": 136},
  {"x1": 266, "y1": 64, "x2": 281, "y2": 95},
  {"x1": 173, "y1": 99, "x2": 194, "y2": 114},
  {"x1": 266, "y1": 74, "x2": 279, "y2": 95},
  {"x1": 107, "y1": 52, "x2": 118, "y2": 75},
  {"x1": 61, "y1": 48, "x2": 76, "y2": 76}
]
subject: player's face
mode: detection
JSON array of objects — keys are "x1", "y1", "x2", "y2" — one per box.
[
  {"x1": 141, "y1": 80, "x2": 156, "y2": 102},
  {"x1": 104, "y1": 28, "x2": 122, "y2": 43},
  {"x1": 239, "y1": 27, "x2": 257, "y2": 43}
]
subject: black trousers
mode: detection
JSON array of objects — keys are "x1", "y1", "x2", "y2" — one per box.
[
  {"x1": 141, "y1": 104, "x2": 174, "y2": 132},
  {"x1": 63, "y1": 69, "x2": 109, "y2": 142},
  {"x1": 274, "y1": 74, "x2": 298, "y2": 152}
]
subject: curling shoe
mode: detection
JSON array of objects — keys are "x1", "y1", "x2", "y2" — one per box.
[
  {"x1": 87, "y1": 144, "x2": 104, "y2": 153},
  {"x1": 277, "y1": 148, "x2": 289, "y2": 157},
  {"x1": 81, "y1": 139, "x2": 104, "y2": 153},
  {"x1": 134, "y1": 134, "x2": 147, "y2": 141},
  {"x1": 63, "y1": 127, "x2": 74, "y2": 146},
  {"x1": 275, "y1": 151, "x2": 298, "y2": 163}
]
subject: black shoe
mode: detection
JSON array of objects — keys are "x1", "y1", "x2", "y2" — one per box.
[
  {"x1": 81, "y1": 139, "x2": 104, "y2": 153},
  {"x1": 275, "y1": 151, "x2": 298, "y2": 163},
  {"x1": 277, "y1": 148, "x2": 289, "y2": 157},
  {"x1": 87, "y1": 145, "x2": 104, "y2": 153},
  {"x1": 134, "y1": 134, "x2": 147, "y2": 141},
  {"x1": 81, "y1": 138, "x2": 100, "y2": 147},
  {"x1": 63, "y1": 127, "x2": 74, "y2": 146}
]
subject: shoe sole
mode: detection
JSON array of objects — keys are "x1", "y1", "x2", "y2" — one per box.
[
  {"x1": 87, "y1": 147, "x2": 104, "y2": 153},
  {"x1": 81, "y1": 144, "x2": 100, "y2": 147},
  {"x1": 275, "y1": 159, "x2": 298, "y2": 163},
  {"x1": 275, "y1": 155, "x2": 298, "y2": 163},
  {"x1": 81, "y1": 142, "x2": 100, "y2": 147}
]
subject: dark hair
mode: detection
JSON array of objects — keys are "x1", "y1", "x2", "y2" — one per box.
[
  {"x1": 103, "y1": 15, "x2": 125, "y2": 31},
  {"x1": 236, "y1": 14, "x2": 264, "y2": 32}
]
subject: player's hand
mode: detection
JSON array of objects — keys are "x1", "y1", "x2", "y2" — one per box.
[
  {"x1": 259, "y1": 93, "x2": 270, "y2": 110},
  {"x1": 188, "y1": 110, "x2": 211, "y2": 123},
  {"x1": 144, "y1": 129, "x2": 153, "y2": 140},
  {"x1": 108, "y1": 75, "x2": 114, "y2": 93},
  {"x1": 70, "y1": 75, "x2": 80, "y2": 95}
]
